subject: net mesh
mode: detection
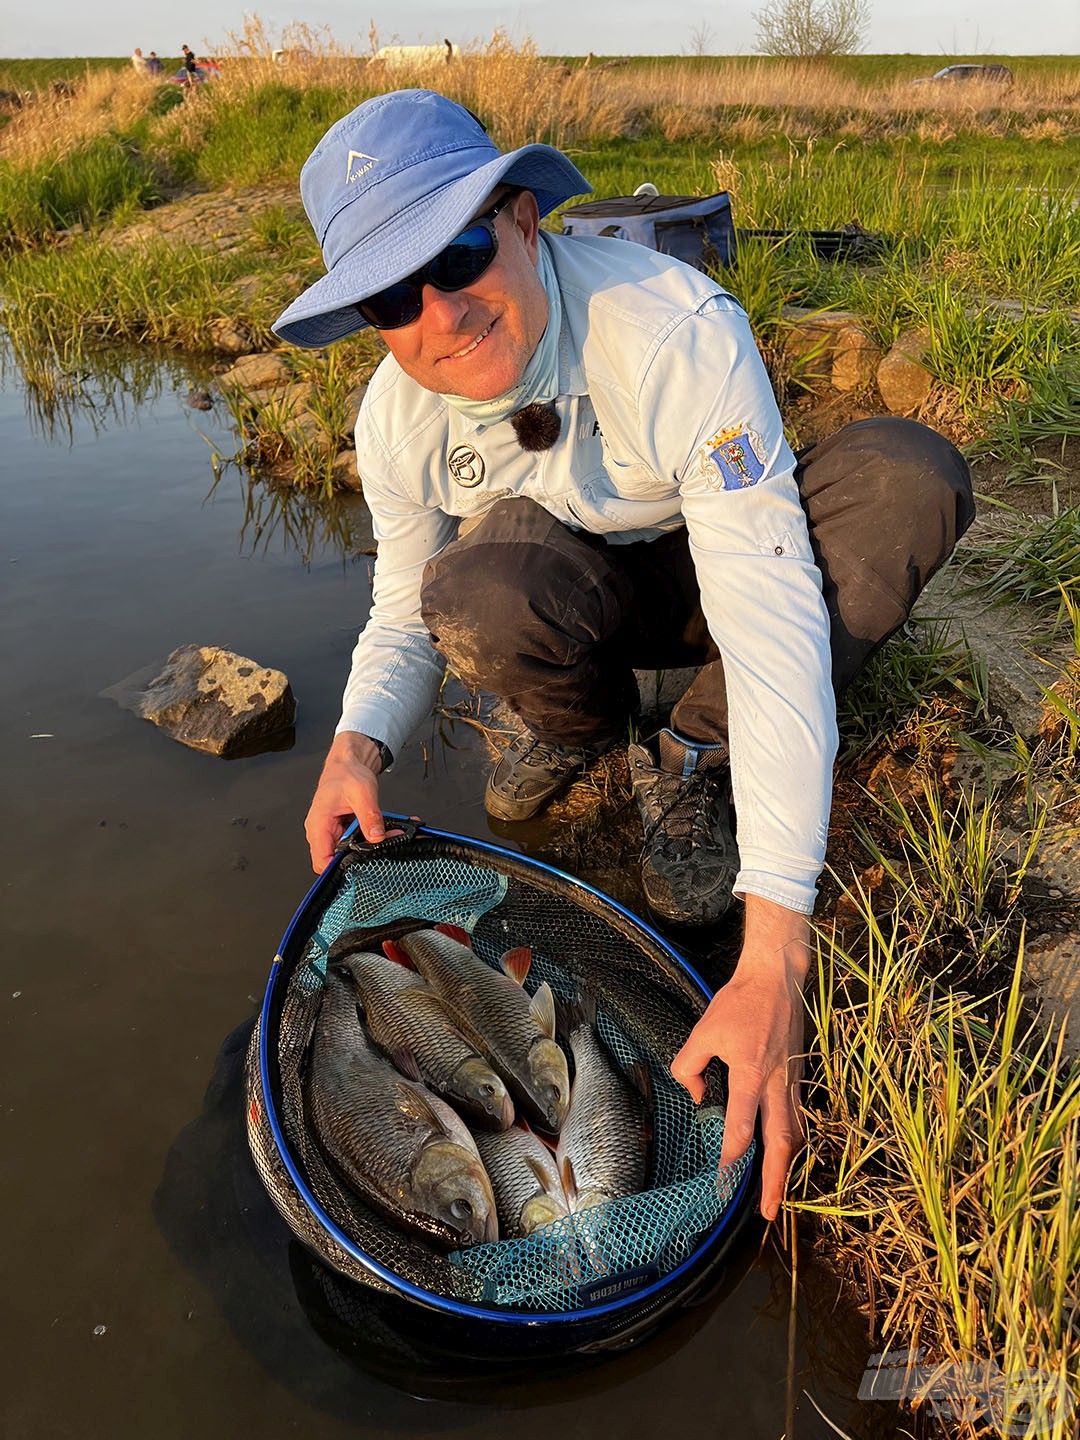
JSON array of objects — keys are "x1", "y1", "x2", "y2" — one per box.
[{"x1": 246, "y1": 834, "x2": 752, "y2": 1314}]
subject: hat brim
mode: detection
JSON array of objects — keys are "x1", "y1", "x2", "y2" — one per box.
[{"x1": 272, "y1": 145, "x2": 591, "y2": 348}]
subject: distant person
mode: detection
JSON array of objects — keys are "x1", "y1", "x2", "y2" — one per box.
[
  {"x1": 183, "y1": 50, "x2": 199, "y2": 76},
  {"x1": 146, "y1": 51, "x2": 164, "y2": 75},
  {"x1": 131, "y1": 47, "x2": 149, "y2": 74}
]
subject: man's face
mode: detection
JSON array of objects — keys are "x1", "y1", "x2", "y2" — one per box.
[{"x1": 377, "y1": 189, "x2": 549, "y2": 400}]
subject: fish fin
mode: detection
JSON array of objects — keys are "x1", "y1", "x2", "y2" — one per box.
[
  {"x1": 388, "y1": 1047, "x2": 423, "y2": 1083},
  {"x1": 554, "y1": 987, "x2": 596, "y2": 1040},
  {"x1": 561, "y1": 1155, "x2": 578, "y2": 1206},
  {"x1": 524, "y1": 1154, "x2": 556, "y2": 1192},
  {"x1": 528, "y1": 981, "x2": 556, "y2": 1040},
  {"x1": 393, "y1": 1081, "x2": 447, "y2": 1134},
  {"x1": 434, "y1": 921, "x2": 472, "y2": 948},
  {"x1": 382, "y1": 939, "x2": 416, "y2": 970},
  {"x1": 498, "y1": 946, "x2": 532, "y2": 985},
  {"x1": 520, "y1": 1117, "x2": 558, "y2": 1153}
]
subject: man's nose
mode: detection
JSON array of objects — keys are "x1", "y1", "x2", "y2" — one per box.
[{"x1": 420, "y1": 283, "x2": 471, "y2": 332}]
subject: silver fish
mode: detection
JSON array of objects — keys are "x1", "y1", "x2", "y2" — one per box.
[
  {"x1": 556, "y1": 1016, "x2": 650, "y2": 1213},
  {"x1": 337, "y1": 951, "x2": 514, "y2": 1130},
  {"x1": 307, "y1": 970, "x2": 498, "y2": 1247},
  {"x1": 393, "y1": 926, "x2": 570, "y2": 1133},
  {"x1": 473, "y1": 1125, "x2": 569, "y2": 1238}
]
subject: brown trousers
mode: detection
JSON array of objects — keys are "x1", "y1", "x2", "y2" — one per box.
[{"x1": 420, "y1": 418, "x2": 975, "y2": 745}]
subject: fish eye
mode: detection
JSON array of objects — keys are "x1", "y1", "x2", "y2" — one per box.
[
  {"x1": 479, "y1": 1082, "x2": 495, "y2": 1097},
  {"x1": 450, "y1": 1199, "x2": 473, "y2": 1219}
]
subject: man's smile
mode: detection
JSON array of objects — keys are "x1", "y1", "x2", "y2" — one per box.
[{"x1": 442, "y1": 319, "x2": 496, "y2": 362}]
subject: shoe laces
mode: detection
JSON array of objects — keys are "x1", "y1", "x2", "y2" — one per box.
[{"x1": 640, "y1": 765, "x2": 726, "y2": 851}]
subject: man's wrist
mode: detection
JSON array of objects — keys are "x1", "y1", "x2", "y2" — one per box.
[
  {"x1": 333, "y1": 730, "x2": 393, "y2": 775},
  {"x1": 739, "y1": 893, "x2": 814, "y2": 982}
]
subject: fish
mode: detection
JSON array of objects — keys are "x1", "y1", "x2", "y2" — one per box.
[
  {"x1": 556, "y1": 1002, "x2": 651, "y2": 1214},
  {"x1": 306, "y1": 970, "x2": 498, "y2": 1248},
  {"x1": 334, "y1": 950, "x2": 514, "y2": 1130},
  {"x1": 391, "y1": 925, "x2": 570, "y2": 1133},
  {"x1": 473, "y1": 1124, "x2": 570, "y2": 1238}
]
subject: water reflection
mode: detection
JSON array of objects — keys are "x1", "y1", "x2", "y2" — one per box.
[
  {"x1": 207, "y1": 462, "x2": 375, "y2": 567},
  {"x1": 1, "y1": 333, "x2": 203, "y2": 442}
]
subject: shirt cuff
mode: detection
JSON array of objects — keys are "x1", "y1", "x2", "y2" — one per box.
[{"x1": 733, "y1": 868, "x2": 818, "y2": 916}]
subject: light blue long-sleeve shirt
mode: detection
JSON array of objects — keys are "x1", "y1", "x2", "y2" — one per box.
[{"x1": 340, "y1": 233, "x2": 838, "y2": 913}]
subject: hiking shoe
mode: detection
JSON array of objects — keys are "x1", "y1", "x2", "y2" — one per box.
[
  {"x1": 628, "y1": 728, "x2": 738, "y2": 925},
  {"x1": 485, "y1": 728, "x2": 612, "y2": 823}
]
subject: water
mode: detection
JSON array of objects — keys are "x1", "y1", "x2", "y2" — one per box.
[{"x1": 0, "y1": 349, "x2": 900, "y2": 1439}]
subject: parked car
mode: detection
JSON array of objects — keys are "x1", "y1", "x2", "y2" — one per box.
[{"x1": 911, "y1": 64, "x2": 1014, "y2": 86}]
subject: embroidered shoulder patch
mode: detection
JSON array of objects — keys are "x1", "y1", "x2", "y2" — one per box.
[{"x1": 698, "y1": 426, "x2": 767, "y2": 491}]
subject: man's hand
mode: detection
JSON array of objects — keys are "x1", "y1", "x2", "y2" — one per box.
[
  {"x1": 670, "y1": 895, "x2": 811, "y2": 1221},
  {"x1": 304, "y1": 731, "x2": 390, "y2": 872}
]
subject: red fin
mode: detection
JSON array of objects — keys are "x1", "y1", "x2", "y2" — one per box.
[
  {"x1": 434, "y1": 922, "x2": 472, "y2": 948},
  {"x1": 520, "y1": 1117, "x2": 558, "y2": 1153},
  {"x1": 499, "y1": 946, "x2": 532, "y2": 985},
  {"x1": 524, "y1": 1154, "x2": 555, "y2": 1192},
  {"x1": 382, "y1": 939, "x2": 415, "y2": 970},
  {"x1": 561, "y1": 1155, "x2": 578, "y2": 1205}
]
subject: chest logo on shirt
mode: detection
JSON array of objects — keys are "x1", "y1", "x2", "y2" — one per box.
[
  {"x1": 699, "y1": 426, "x2": 766, "y2": 491},
  {"x1": 448, "y1": 444, "x2": 485, "y2": 488}
]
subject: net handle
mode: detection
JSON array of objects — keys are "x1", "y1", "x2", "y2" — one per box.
[{"x1": 334, "y1": 817, "x2": 420, "y2": 861}]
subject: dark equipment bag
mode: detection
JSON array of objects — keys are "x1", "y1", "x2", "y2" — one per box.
[{"x1": 561, "y1": 191, "x2": 736, "y2": 273}]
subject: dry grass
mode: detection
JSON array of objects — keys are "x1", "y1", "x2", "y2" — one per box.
[{"x1": 0, "y1": 65, "x2": 157, "y2": 162}]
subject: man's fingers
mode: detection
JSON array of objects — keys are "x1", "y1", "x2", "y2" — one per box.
[
  {"x1": 669, "y1": 1030, "x2": 717, "y2": 1104},
  {"x1": 717, "y1": 1065, "x2": 765, "y2": 1170},
  {"x1": 757, "y1": 1066, "x2": 805, "y2": 1221}
]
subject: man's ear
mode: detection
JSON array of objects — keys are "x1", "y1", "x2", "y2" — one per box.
[{"x1": 511, "y1": 189, "x2": 541, "y2": 262}]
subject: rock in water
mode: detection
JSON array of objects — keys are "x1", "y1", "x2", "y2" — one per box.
[{"x1": 135, "y1": 645, "x2": 296, "y2": 757}]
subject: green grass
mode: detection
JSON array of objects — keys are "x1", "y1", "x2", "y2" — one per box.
[
  {"x1": 797, "y1": 898, "x2": 1080, "y2": 1440},
  {"x1": 0, "y1": 136, "x2": 159, "y2": 248},
  {"x1": 961, "y1": 509, "x2": 1080, "y2": 618}
]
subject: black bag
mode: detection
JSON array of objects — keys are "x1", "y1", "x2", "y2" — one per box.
[{"x1": 561, "y1": 191, "x2": 736, "y2": 273}]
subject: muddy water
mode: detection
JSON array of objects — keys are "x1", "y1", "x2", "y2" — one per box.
[{"x1": 1, "y1": 350, "x2": 897, "y2": 1440}]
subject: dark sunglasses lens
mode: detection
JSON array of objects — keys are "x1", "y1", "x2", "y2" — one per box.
[
  {"x1": 429, "y1": 224, "x2": 497, "y2": 289},
  {"x1": 357, "y1": 281, "x2": 421, "y2": 330}
]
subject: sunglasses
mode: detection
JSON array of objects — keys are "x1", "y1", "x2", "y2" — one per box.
[{"x1": 355, "y1": 193, "x2": 515, "y2": 331}]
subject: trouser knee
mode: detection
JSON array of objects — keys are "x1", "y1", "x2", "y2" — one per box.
[
  {"x1": 419, "y1": 498, "x2": 630, "y2": 690},
  {"x1": 796, "y1": 417, "x2": 975, "y2": 689}
]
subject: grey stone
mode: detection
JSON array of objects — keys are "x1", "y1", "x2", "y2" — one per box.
[
  {"x1": 831, "y1": 324, "x2": 883, "y2": 393},
  {"x1": 218, "y1": 353, "x2": 291, "y2": 392},
  {"x1": 330, "y1": 449, "x2": 363, "y2": 492},
  {"x1": 134, "y1": 644, "x2": 296, "y2": 758},
  {"x1": 208, "y1": 318, "x2": 252, "y2": 355},
  {"x1": 876, "y1": 329, "x2": 933, "y2": 415},
  {"x1": 781, "y1": 307, "x2": 865, "y2": 387},
  {"x1": 1024, "y1": 825, "x2": 1080, "y2": 1059},
  {"x1": 633, "y1": 666, "x2": 700, "y2": 714},
  {"x1": 344, "y1": 381, "x2": 368, "y2": 438}
]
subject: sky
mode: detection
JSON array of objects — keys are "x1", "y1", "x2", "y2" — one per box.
[{"x1": 7, "y1": 0, "x2": 1080, "y2": 58}]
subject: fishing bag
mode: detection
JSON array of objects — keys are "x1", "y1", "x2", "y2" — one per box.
[{"x1": 560, "y1": 191, "x2": 736, "y2": 272}]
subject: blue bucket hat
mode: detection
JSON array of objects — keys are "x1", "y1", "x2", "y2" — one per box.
[{"x1": 272, "y1": 89, "x2": 592, "y2": 348}]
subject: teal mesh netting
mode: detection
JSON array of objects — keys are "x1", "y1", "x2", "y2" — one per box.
[{"x1": 251, "y1": 838, "x2": 752, "y2": 1314}]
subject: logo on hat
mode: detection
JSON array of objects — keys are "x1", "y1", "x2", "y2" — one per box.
[
  {"x1": 345, "y1": 149, "x2": 378, "y2": 185},
  {"x1": 448, "y1": 445, "x2": 485, "y2": 487}
]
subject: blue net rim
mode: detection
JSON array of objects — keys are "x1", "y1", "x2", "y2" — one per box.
[{"x1": 257, "y1": 818, "x2": 756, "y2": 1324}]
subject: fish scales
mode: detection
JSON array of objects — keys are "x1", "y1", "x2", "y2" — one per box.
[
  {"x1": 557, "y1": 1022, "x2": 648, "y2": 1212},
  {"x1": 473, "y1": 1126, "x2": 568, "y2": 1238},
  {"x1": 307, "y1": 971, "x2": 497, "y2": 1247},
  {"x1": 397, "y1": 928, "x2": 570, "y2": 1132}
]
